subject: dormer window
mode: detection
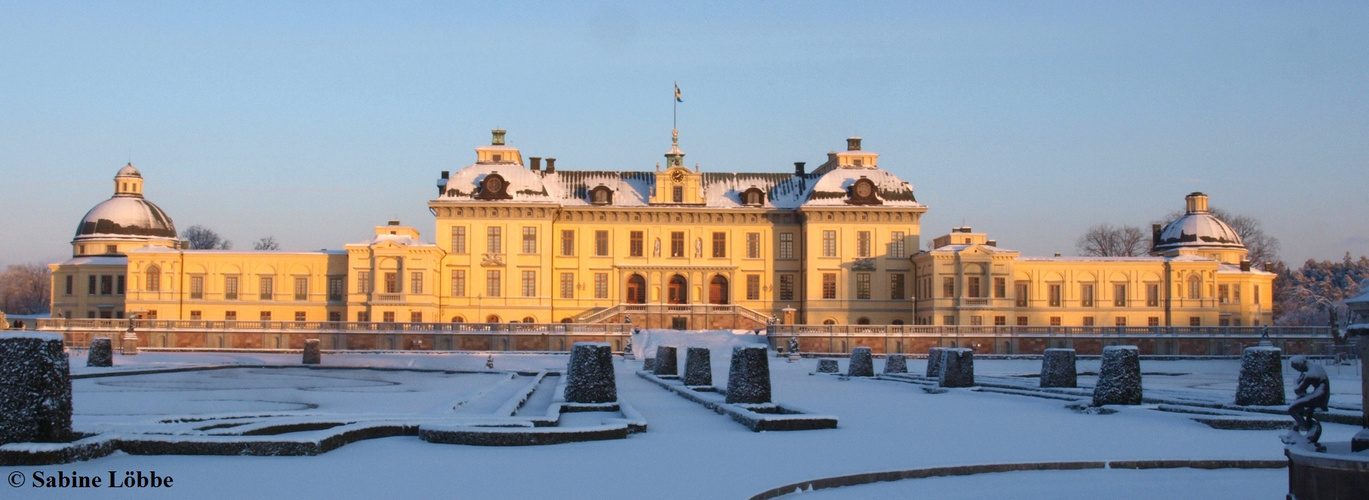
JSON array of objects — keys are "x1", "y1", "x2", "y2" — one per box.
[
  {"x1": 672, "y1": 186, "x2": 684, "y2": 203},
  {"x1": 475, "y1": 173, "x2": 513, "y2": 200},
  {"x1": 590, "y1": 185, "x2": 613, "y2": 205},
  {"x1": 847, "y1": 177, "x2": 882, "y2": 206},
  {"x1": 492, "y1": 154, "x2": 503, "y2": 163},
  {"x1": 853, "y1": 158, "x2": 863, "y2": 167},
  {"x1": 742, "y1": 187, "x2": 765, "y2": 207}
]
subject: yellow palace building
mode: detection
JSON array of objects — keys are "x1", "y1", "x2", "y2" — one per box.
[{"x1": 48, "y1": 129, "x2": 1273, "y2": 331}]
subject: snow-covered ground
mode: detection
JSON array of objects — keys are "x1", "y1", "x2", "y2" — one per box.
[{"x1": 7, "y1": 330, "x2": 1363, "y2": 499}]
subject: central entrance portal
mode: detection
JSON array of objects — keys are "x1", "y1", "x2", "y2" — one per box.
[{"x1": 668, "y1": 275, "x2": 688, "y2": 304}]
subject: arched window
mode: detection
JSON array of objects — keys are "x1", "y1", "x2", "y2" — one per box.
[
  {"x1": 822, "y1": 319, "x2": 837, "y2": 325},
  {"x1": 146, "y1": 265, "x2": 161, "y2": 292},
  {"x1": 742, "y1": 187, "x2": 764, "y2": 206},
  {"x1": 590, "y1": 185, "x2": 613, "y2": 205},
  {"x1": 522, "y1": 316, "x2": 536, "y2": 324},
  {"x1": 709, "y1": 275, "x2": 729, "y2": 305},
  {"x1": 451, "y1": 316, "x2": 465, "y2": 323},
  {"x1": 560, "y1": 318, "x2": 573, "y2": 324},
  {"x1": 856, "y1": 317, "x2": 871, "y2": 325},
  {"x1": 891, "y1": 319, "x2": 905, "y2": 325},
  {"x1": 668, "y1": 275, "x2": 688, "y2": 304},
  {"x1": 486, "y1": 314, "x2": 501, "y2": 323},
  {"x1": 626, "y1": 274, "x2": 646, "y2": 304},
  {"x1": 1187, "y1": 275, "x2": 1202, "y2": 300}
]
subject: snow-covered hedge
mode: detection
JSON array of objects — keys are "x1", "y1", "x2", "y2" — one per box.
[
  {"x1": 1039, "y1": 348, "x2": 1076, "y2": 388},
  {"x1": 938, "y1": 348, "x2": 974, "y2": 388},
  {"x1": 926, "y1": 347, "x2": 947, "y2": 377},
  {"x1": 565, "y1": 342, "x2": 617, "y2": 404},
  {"x1": 1235, "y1": 346, "x2": 1283, "y2": 406},
  {"x1": 684, "y1": 346, "x2": 712, "y2": 387},
  {"x1": 1093, "y1": 345, "x2": 1142, "y2": 406},
  {"x1": 816, "y1": 359, "x2": 839, "y2": 373},
  {"x1": 302, "y1": 339, "x2": 321, "y2": 365},
  {"x1": 847, "y1": 347, "x2": 874, "y2": 377},
  {"x1": 653, "y1": 346, "x2": 678, "y2": 377},
  {"x1": 1, "y1": 335, "x2": 73, "y2": 445},
  {"x1": 726, "y1": 345, "x2": 771, "y2": 404},
  {"x1": 883, "y1": 354, "x2": 907, "y2": 374},
  {"x1": 87, "y1": 337, "x2": 112, "y2": 368}
]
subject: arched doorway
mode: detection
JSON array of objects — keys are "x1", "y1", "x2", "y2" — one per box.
[
  {"x1": 626, "y1": 274, "x2": 646, "y2": 304},
  {"x1": 668, "y1": 275, "x2": 688, "y2": 304},
  {"x1": 709, "y1": 275, "x2": 729, "y2": 304}
]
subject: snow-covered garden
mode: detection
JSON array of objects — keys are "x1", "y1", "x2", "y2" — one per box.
[{"x1": 3, "y1": 329, "x2": 1364, "y2": 498}]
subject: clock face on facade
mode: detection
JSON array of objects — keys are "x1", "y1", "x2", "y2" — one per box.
[
  {"x1": 671, "y1": 170, "x2": 685, "y2": 183},
  {"x1": 855, "y1": 181, "x2": 873, "y2": 198},
  {"x1": 487, "y1": 177, "x2": 503, "y2": 193}
]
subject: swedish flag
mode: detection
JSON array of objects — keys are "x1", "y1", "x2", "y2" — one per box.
[{"x1": 675, "y1": 84, "x2": 683, "y2": 102}]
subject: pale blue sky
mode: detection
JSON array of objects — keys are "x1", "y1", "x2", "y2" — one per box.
[{"x1": 3, "y1": 1, "x2": 1366, "y2": 267}]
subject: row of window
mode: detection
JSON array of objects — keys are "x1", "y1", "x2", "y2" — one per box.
[
  {"x1": 184, "y1": 276, "x2": 348, "y2": 302},
  {"x1": 928, "y1": 278, "x2": 1262, "y2": 308},
  {"x1": 928, "y1": 315, "x2": 1219, "y2": 327},
  {"x1": 65, "y1": 274, "x2": 125, "y2": 296},
  {"x1": 448, "y1": 227, "x2": 908, "y2": 260},
  {"x1": 819, "y1": 273, "x2": 907, "y2": 300},
  {"x1": 819, "y1": 230, "x2": 906, "y2": 259}
]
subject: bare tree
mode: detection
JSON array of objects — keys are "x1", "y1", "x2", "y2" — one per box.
[
  {"x1": 0, "y1": 264, "x2": 52, "y2": 314},
  {"x1": 253, "y1": 236, "x2": 280, "y2": 251},
  {"x1": 1158, "y1": 207, "x2": 1280, "y2": 269},
  {"x1": 183, "y1": 225, "x2": 232, "y2": 250},
  {"x1": 1076, "y1": 224, "x2": 1149, "y2": 257}
]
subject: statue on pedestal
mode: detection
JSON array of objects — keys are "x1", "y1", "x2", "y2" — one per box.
[{"x1": 1283, "y1": 355, "x2": 1330, "y2": 450}]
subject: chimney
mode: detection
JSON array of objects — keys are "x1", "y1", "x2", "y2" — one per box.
[
  {"x1": 794, "y1": 162, "x2": 806, "y2": 176},
  {"x1": 491, "y1": 129, "x2": 506, "y2": 146},
  {"x1": 847, "y1": 137, "x2": 862, "y2": 151},
  {"x1": 1151, "y1": 223, "x2": 1162, "y2": 247},
  {"x1": 1054, "y1": 253, "x2": 1061, "y2": 257},
  {"x1": 388, "y1": 220, "x2": 400, "y2": 226},
  {"x1": 529, "y1": 157, "x2": 541, "y2": 172},
  {"x1": 987, "y1": 240, "x2": 997, "y2": 247},
  {"x1": 1240, "y1": 259, "x2": 1251, "y2": 272},
  {"x1": 437, "y1": 171, "x2": 449, "y2": 196},
  {"x1": 545, "y1": 157, "x2": 556, "y2": 173}
]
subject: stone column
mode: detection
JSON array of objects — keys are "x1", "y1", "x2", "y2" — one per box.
[
  {"x1": 1093, "y1": 345, "x2": 1142, "y2": 406},
  {"x1": 653, "y1": 345, "x2": 678, "y2": 377},
  {"x1": 565, "y1": 342, "x2": 617, "y2": 403},
  {"x1": 938, "y1": 348, "x2": 974, "y2": 388},
  {"x1": 883, "y1": 354, "x2": 908, "y2": 374},
  {"x1": 1235, "y1": 344, "x2": 1283, "y2": 406},
  {"x1": 1040, "y1": 348, "x2": 1076, "y2": 388},
  {"x1": 302, "y1": 339, "x2": 321, "y2": 365},
  {"x1": 726, "y1": 345, "x2": 771, "y2": 404},
  {"x1": 847, "y1": 346, "x2": 874, "y2": 377},
  {"x1": 87, "y1": 336, "x2": 113, "y2": 368},
  {"x1": 926, "y1": 347, "x2": 947, "y2": 377},
  {"x1": 0, "y1": 333, "x2": 73, "y2": 444},
  {"x1": 684, "y1": 346, "x2": 712, "y2": 387}
]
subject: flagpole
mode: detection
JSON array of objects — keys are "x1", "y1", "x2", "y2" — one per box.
[{"x1": 673, "y1": 81, "x2": 677, "y2": 130}]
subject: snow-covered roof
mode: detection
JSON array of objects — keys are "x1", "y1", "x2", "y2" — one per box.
[
  {"x1": 436, "y1": 164, "x2": 923, "y2": 209},
  {"x1": 115, "y1": 163, "x2": 142, "y2": 178},
  {"x1": 927, "y1": 244, "x2": 1020, "y2": 255},
  {"x1": 1153, "y1": 209, "x2": 1244, "y2": 252},
  {"x1": 803, "y1": 166, "x2": 919, "y2": 207},
  {"x1": 53, "y1": 256, "x2": 128, "y2": 267},
  {"x1": 1018, "y1": 256, "x2": 1165, "y2": 262},
  {"x1": 347, "y1": 234, "x2": 437, "y2": 248},
  {"x1": 75, "y1": 196, "x2": 177, "y2": 240}
]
